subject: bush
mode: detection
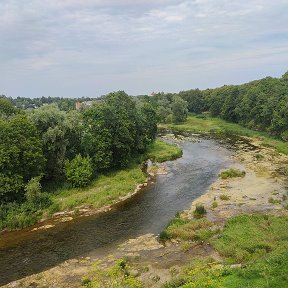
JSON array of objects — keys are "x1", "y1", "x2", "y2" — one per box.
[
  {"x1": 255, "y1": 153, "x2": 264, "y2": 160},
  {"x1": 220, "y1": 194, "x2": 230, "y2": 201},
  {"x1": 219, "y1": 168, "x2": 246, "y2": 179},
  {"x1": 211, "y1": 201, "x2": 218, "y2": 208},
  {"x1": 25, "y1": 176, "x2": 51, "y2": 209},
  {"x1": 65, "y1": 154, "x2": 93, "y2": 188},
  {"x1": 0, "y1": 202, "x2": 42, "y2": 230},
  {"x1": 193, "y1": 204, "x2": 207, "y2": 218},
  {"x1": 268, "y1": 197, "x2": 281, "y2": 204}
]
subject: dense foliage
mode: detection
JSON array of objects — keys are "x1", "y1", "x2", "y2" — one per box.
[
  {"x1": 177, "y1": 71, "x2": 288, "y2": 139},
  {"x1": 153, "y1": 71, "x2": 288, "y2": 140},
  {"x1": 0, "y1": 92, "x2": 157, "y2": 229},
  {"x1": 65, "y1": 155, "x2": 93, "y2": 188}
]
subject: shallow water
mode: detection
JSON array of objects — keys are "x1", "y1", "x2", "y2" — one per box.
[{"x1": 0, "y1": 139, "x2": 233, "y2": 286}]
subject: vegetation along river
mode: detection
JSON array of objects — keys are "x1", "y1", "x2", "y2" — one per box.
[{"x1": 0, "y1": 138, "x2": 233, "y2": 286}]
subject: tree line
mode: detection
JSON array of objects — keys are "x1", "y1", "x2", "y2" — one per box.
[{"x1": 152, "y1": 71, "x2": 288, "y2": 140}]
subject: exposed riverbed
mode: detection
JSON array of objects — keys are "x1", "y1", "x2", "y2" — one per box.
[{"x1": 0, "y1": 137, "x2": 235, "y2": 286}]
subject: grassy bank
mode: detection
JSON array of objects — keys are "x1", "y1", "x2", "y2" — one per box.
[
  {"x1": 0, "y1": 140, "x2": 182, "y2": 231},
  {"x1": 162, "y1": 214, "x2": 288, "y2": 288},
  {"x1": 82, "y1": 214, "x2": 288, "y2": 287},
  {"x1": 159, "y1": 114, "x2": 288, "y2": 155},
  {"x1": 48, "y1": 164, "x2": 146, "y2": 213},
  {"x1": 146, "y1": 140, "x2": 183, "y2": 162}
]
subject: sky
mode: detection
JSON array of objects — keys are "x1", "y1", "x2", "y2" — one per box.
[{"x1": 1, "y1": 0, "x2": 288, "y2": 98}]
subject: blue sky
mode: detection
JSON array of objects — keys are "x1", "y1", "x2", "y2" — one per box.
[{"x1": 1, "y1": 0, "x2": 288, "y2": 98}]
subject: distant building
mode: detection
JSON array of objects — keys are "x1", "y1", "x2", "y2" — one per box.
[{"x1": 75, "y1": 100, "x2": 94, "y2": 110}]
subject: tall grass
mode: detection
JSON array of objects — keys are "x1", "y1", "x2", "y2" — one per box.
[
  {"x1": 163, "y1": 214, "x2": 288, "y2": 288},
  {"x1": 160, "y1": 213, "x2": 215, "y2": 242},
  {"x1": 146, "y1": 140, "x2": 183, "y2": 162},
  {"x1": 49, "y1": 164, "x2": 146, "y2": 212}
]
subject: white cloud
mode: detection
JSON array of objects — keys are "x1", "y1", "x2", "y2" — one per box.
[{"x1": 0, "y1": 0, "x2": 288, "y2": 97}]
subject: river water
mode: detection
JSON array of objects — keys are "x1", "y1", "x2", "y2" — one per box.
[{"x1": 0, "y1": 138, "x2": 233, "y2": 286}]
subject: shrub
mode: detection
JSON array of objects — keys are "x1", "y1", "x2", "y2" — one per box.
[
  {"x1": 280, "y1": 130, "x2": 288, "y2": 142},
  {"x1": 268, "y1": 197, "x2": 281, "y2": 204},
  {"x1": 211, "y1": 201, "x2": 218, "y2": 208},
  {"x1": 219, "y1": 168, "x2": 246, "y2": 179},
  {"x1": 220, "y1": 194, "x2": 230, "y2": 201},
  {"x1": 193, "y1": 204, "x2": 207, "y2": 218},
  {"x1": 25, "y1": 176, "x2": 51, "y2": 209},
  {"x1": 284, "y1": 166, "x2": 288, "y2": 176},
  {"x1": 65, "y1": 154, "x2": 93, "y2": 188},
  {"x1": 255, "y1": 153, "x2": 264, "y2": 160}
]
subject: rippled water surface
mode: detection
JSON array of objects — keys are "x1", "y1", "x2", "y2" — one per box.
[{"x1": 0, "y1": 139, "x2": 233, "y2": 285}]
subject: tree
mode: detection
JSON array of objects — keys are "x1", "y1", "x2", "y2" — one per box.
[
  {"x1": 0, "y1": 115, "x2": 44, "y2": 202},
  {"x1": 0, "y1": 97, "x2": 19, "y2": 118},
  {"x1": 30, "y1": 104, "x2": 68, "y2": 180},
  {"x1": 135, "y1": 102, "x2": 157, "y2": 152},
  {"x1": 179, "y1": 89, "x2": 204, "y2": 113},
  {"x1": 104, "y1": 91, "x2": 138, "y2": 167},
  {"x1": 82, "y1": 103, "x2": 113, "y2": 170},
  {"x1": 172, "y1": 95, "x2": 188, "y2": 123},
  {"x1": 65, "y1": 154, "x2": 93, "y2": 187}
]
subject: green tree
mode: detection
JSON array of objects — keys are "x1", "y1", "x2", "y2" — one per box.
[
  {"x1": 0, "y1": 97, "x2": 19, "y2": 118},
  {"x1": 172, "y1": 95, "x2": 188, "y2": 123},
  {"x1": 135, "y1": 102, "x2": 157, "y2": 152},
  {"x1": 82, "y1": 103, "x2": 113, "y2": 170},
  {"x1": 30, "y1": 104, "x2": 68, "y2": 180},
  {"x1": 0, "y1": 115, "x2": 44, "y2": 202},
  {"x1": 65, "y1": 154, "x2": 93, "y2": 187},
  {"x1": 104, "y1": 91, "x2": 138, "y2": 167},
  {"x1": 179, "y1": 89, "x2": 204, "y2": 113}
]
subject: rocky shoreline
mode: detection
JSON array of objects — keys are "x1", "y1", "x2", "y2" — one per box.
[{"x1": 183, "y1": 135, "x2": 288, "y2": 223}]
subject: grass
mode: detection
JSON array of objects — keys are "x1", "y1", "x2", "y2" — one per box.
[
  {"x1": 219, "y1": 194, "x2": 230, "y2": 201},
  {"x1": 193, "y1": 204, "x2": 207, "y2": 218},
  {"x1": 47, "y1": 164, "x2": 147, "y2": 213},
  {"x1": 160, "y1": 213, "x2": 216, "y2": 242},
  {"x1": 81, "y1": 258, "x2": 143, "y2": 288},
  {"x1": 159, "y1": 114, "x2": 288, "y2": 155},
  {"x1": 163, "y1": 214, "x2": 288, "y2": 288},
  {"x1": 219, "y1": 168, "x2": 246, "y2": 179},
  {"x1": 146, "y1": 139, "x2": 183, "y2": 162}
]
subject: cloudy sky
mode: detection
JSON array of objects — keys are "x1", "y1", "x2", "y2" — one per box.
[{"x1": 1, "y1": 0, "x2": 288, "y2": 98}]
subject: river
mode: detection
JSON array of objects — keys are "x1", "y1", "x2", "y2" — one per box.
[{"x1": 0, "y1": 138, "x2": 233, "y2": 286}]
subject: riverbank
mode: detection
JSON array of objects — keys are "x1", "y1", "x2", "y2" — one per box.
[
  {"x1": 159, "y1": 114, "x2": 288, "y2": 155},
  {"x1": 0, "y1": 140, "x2": 182, "y2": 233},
  {"x1": 184, "y1": 135, "x2": 288, "y2": 222},
  {"x1": 2, "y1": 132, "x2": 287, "y2": 288},
  {"x1": 77, "y1": 134, "x2": 287, "y2": 288}
]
